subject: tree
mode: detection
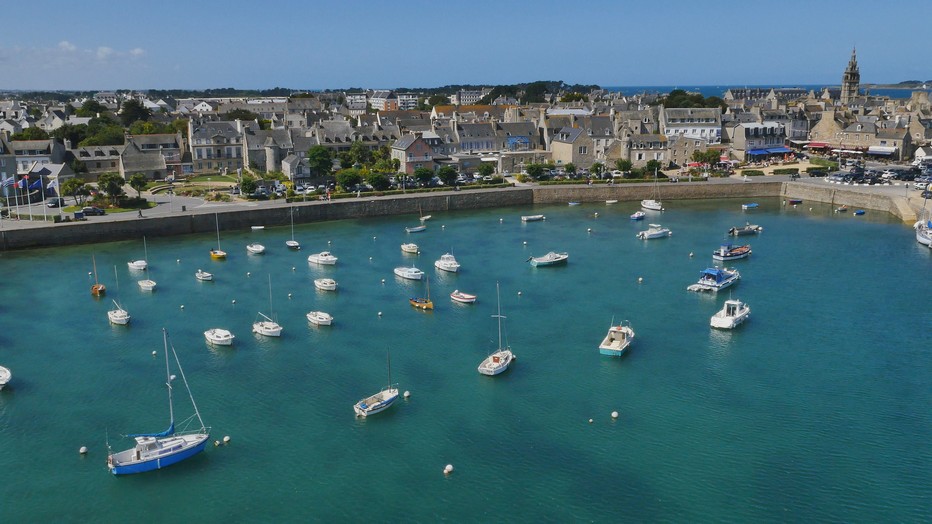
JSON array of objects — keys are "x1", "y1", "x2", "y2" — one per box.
[
  {"x1": 51, "y1": 123, "x2": 88, "y2": 146},
  {"x1": 240, "y1": 178, "x2": 257, "y2": 195},
  {"x1": 365, "y1": 171, "x2": 391, "y2": 191},
  {"x1": 119, "y1": 99, "x2": 151, "y2": 127},
  {"x1": 337, "y1": 151, "x2": 354, "y2": 169},
  {"x1": 645, "y1": 159, "x2": 663, "y2": 176},
  {"x1": 128, "y1": 173, "x2": 148, "y2": 198},
  {"x1": 11, "y1": 127, "x2": 50, "y2": 140},
  {"x1": 96, "y1": 172, "x2": 125, "y2": 205},
  {"x1": 222, "y1": 109, "x2": 259, "y2": 121},
  {"x1": 129, "y1": 120, "x2": 173, "y2": 135},
  {"x1": 76, "y1": 100, "x2": 107, "y2": 117},
  {"x1": 349, "y1": 140, "x2": 372, "y2": 166},
  {"x1": 335, "y1": 168, "x2": 363, "y2": 191},
  {"x1": 525, "y1": 163, "x2": 544, "y2": 178},
  {"x1": 691, "y1": 149, "x2": 720, "y2": 166},
  {"x1": 307, "y1": 146, "x2": 333, "y2": 177},
  {"x1": 591, "y1": 162, "x2": 604, "y2": 178},
  {"x1": 614, "y1": 159, "x2": 632, "y2": 173},
  {"x1": 427, "y1": 94, "x2": 448, "y2": 107},
  {"x1": 413, "y1": 167, "x2": 434, "y2": 187},
  {"x1": 565, "y1": 163, "x2": 576, "y2": 175},
  {"x1": 477, "y1": 163, "x2": 494, "y2": 178},
  {"x1": 437, "y1": 165, "x2": 458, "y2": 187},
  {"x1": 62, "y1": 177, "x2": 89, "y2": 206},
  {"x1": 171, "y1": 118, "x2": 189, "y2": 138}
]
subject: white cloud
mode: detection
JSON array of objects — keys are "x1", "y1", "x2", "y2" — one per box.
[
  {"x1": 96, "y1": 46, "x2": 114, "y2": 60},
  {"x1": 129, "y1": 48, "x2": 145, "y2": 58},
  {"x1": 58, "y1": 41, "x2": 76, "y2": 52}
]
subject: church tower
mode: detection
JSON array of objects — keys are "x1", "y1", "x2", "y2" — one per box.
[{"x1": 840, "y1": 48, "x2": 860, "y2": 105}]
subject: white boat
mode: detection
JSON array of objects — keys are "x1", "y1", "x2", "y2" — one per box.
[
  {"x1": 314, "y1": 278, "x2": 337, "y2": 291},
  {"x1": 728, "y1": 223, "x2": 763, "y2": 236},
  {"x1": 195, "y1": 269, "x2": 213, "y2": 281},
  {"x1": 307, "y1": 251, "x2": 338, "y2": 265},
  {"x1": 401, "y1": 243, "x2": 419, "y2": 254},
  {"x1": 306, "y1": 311, "x2": 333, "y2": 326},
  {"x1": 287, "y1": 207, "x2": 301, "y2": 250},
  {"x1": 641, "y1": 168, "x2": 664, "y2": 211},
  {"x1": 0, "y1": 365, "x2": 10, "y2": 390},
  {"x1": 478, "y1": 283, "x2": 514, "y2": 376},
  {"x1": 630, "y1": 211, "x2": 646, "y2": 220},
  {"x1": 598, "y1": 320, "x2": 635, "y2": 357},
  {"x1": 252, "y1": 276, "x2": 282, "y2": 337},
  {"x1": 107, "y1": 329, "x2": 210, "y2": 475},
  {"x1": 636, "y1": 224, "x2": 671, "y2": 239},
  {"x1": 687, "y1": 267, "x2": 741, "y2": 293},
  {"x1": 450, "y1": 290, "x2": 477, "y2": 304},
  {"x1": 246, "y1": 243, "x2": 265, "y2": 254},
  {"x1": 204, "y1": 328, "x2": 234, "y2": 346},
  {"x1": 419, "y1": 204, "x2": 431, "y2": 222},
  {"x1": 354, "y1": 353, "x2": 399, "y2": 417},
  {"x1": 521, "y1": 214, "x2": 546, "y2": 222},
  {"x1": 529, "y1": 251, "x2": 569, "y2": 267},
  {"x1": 606, "y1": 200, "x2": 619, "y2": 204},
  {"x1": 712, "y1": 244, "x2": 751, "y2": 261},
  {"x1": 136, "y1": 236, "x2": 156, "y2": 291},
  {"x1": 434, "y1": 253, "x2": 460, "y2": 272},
  {"x1": 406, "y1": 225, "x2": 427, "y2": 233},
  {"x1": 394, "y1": 266, "x2": 424, "y2": 280},
  {"x1": 251, "y1": 225, "x2": 265, "y2": 230},
  {"x1": 915, "y1": 218, "x2": 932, "y2": 246},
  {"x1": 127, "y1": 260, "x2": 147, "y2": 271},
  {"x1": 108, "y1": 299, "x2": 131, "y2": 325},
  {"x1": 568, "y1": 201, "x2": 581, "y2": 206},
  {"x1": 210, "y1": 213, "x2": 227, "y2": 259},
  {"x1": 710, "y1": 298, "x2": 750, "y2": 329}
]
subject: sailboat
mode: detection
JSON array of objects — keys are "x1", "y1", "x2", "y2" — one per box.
[
  {"x1": 107, "y1": 329, "x2": 210, "y2": 475},
  {"x1": 354, "y1": 352, "x2": 399, "y2": 417},
  {"x1": 91, "y1": 255, "x2": 106, "y2": 297},
  {"x1": 409, "y1": 275, "x2": 434, "y2": 310},
  {"x1": 210, "y1": 213, "x2": 227, "y2": 259},
  {"x1": 419, "y1": 203, "x2": 432, "y2": 222},
  {"x1": 915, "y1": 197, "x2": 932, "y2": 246},
  {"x1": 286, "y1": 207, "x2": 301, "y2": 250},
  {"x1": 253, "y1": 275, "x2": 282, "y2": 337},
  {"x1": 108, "y1": 266, "x2": 130, "y2": 325},
  {"x1": 641, "y1": 168, "x2": 664, "y2": 211},
  {"x1": 137, "y1": 236, "x2": 156, "y2": 291},
  {"x1": 478, "y1": 282, "x2": 514, "y2": 376}
]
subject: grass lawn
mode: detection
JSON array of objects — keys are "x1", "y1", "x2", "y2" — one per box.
[
  {"x1": 63, "y1": 201, "x2": 157, "y2": 214},
  {"x1": 188, "y1": 175, "x2": 237, "y2": 183}
]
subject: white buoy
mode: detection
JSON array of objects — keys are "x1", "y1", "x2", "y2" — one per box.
[
  {"x1": 373, "y1": 236, "x2": 377, "y2": 240},
  {"x1": 176, "y1": 259, "x2": 180, "y2": 263},
  {"x1": 587, "y1": 228, "x2": 592, "y2": 233},
  {"x1": 179, "y1": 305, "x2": 184, "y2": 309},
  {"x1": 499, "y1": 218, "x2": 503, "y2": 223},
  {"x1": 809, "y1": 207, "x2": 813, "y2": 211},
  {"x1": 231, "y1": 299, "x2": 236, "y2": 304},
  {"x1": 214, "y1": 440, "x2": 220, "y2": 447},
  {"x1": 287, "y1": 293, "x2": 292, "y2": 299},
  {"x1": 444, "y1": 464, "x2": 454, "y2": 475},
  {"x1": 611, "y1": 411, "x2": 619, "y2": 419},
  {"x1": 79, "y1": 446, "x2": 88, "y2": 455},
  {"x1": 638, "y1": 277, "x2": 643, "y2": 283},
  {"x1": 152, "y1": 350, "x2": 157, "y2": 356},
  {"x1": 517, "y1": 291, "x2": 522, "y2": 296},
  {"x1": 246, "y1": 272, "x2": 251, "y2": 277},
  {"x1": 381, "y1": 278, "x2": 385, "y2": 284},
  {"x1": 404, "y1": 391, "x2": 411, "y2": 399},
  {"x1": 292, "y1": 267, "x2": 296, "y2": 271},
  {"x1": 223, "y1": 435, "x2": 231, "y2": 444},
  {"x1": 588, "y1": 419, "x2": 593, "y2": 424},
  {"x1": 523, "y1": 241, "x2": 527, "y2": 245},
  {"x1": 378, "y1": 312, "x2": 382, "y2": 317},
  {"x1": 689, "y1": 252, "x2": 694, "y2": 257},
  {"x1": 594, "y1": 212, "x2": 599, "y2": 217},
  {"x1": 88, "y1": 271, "x2": 92, "y2": 276},
  {"x1": 441, "y1": 225, "x2": 445, "y2": 229},
  {"x1": 369, "y1": 256, "x2": 373, "y2": 260}
]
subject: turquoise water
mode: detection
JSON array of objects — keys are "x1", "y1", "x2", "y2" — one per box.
[{"x1": 1, "y1": 198, "x2": 930, "y2": 522}]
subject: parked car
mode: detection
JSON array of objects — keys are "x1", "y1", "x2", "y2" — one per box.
[
  {"x1": 82, "y1": 206, "x2": 105, "y2": 216},
  {"x1": 46, "y1": 197, "x2": 65, "y2": 208}
]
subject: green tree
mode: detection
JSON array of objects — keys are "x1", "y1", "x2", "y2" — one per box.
[
  {"x1": 307, "y1": 146, "x2": 333, "y2": 177},
  {"x1": 11, "y1": 127, "x2": 50, "y2": 140},
  {"x1": 240, "y1": 178, "x2": 257, "y2": 195},
  {"x1": 437, "y1": 165, "x2": 458, "y2": 186},
  {"x1": 365, "y1": 171, "x2": 391, "y2": 191},
  {"x1": 525, "y1": 163, "x2": 544, "y2": 178},
  {"x1": 171, "y1": 118, "x2": 189, "y2": 138},
  {"x1": 51, "y1": 123, "x2": 88, "y2": 145},
  {"x1": 614, "y1": 159, "x2": 632, "y2": 173},
  {"x1": 427, "y1": 94, "x2": 448, "y2": 107},
  {"x1": 119, "y1": 99, "x2": 151, "y2": 127},
  {"x1": 477, "y1": 163, "x2": 494, "y2": 178},
  {"x1": 76, "y1": 100, "x2": 107, "y2": 118},
  {"x1": 413, "y1": 167, "x2": 434, "y2": 186},
  {"x1": 223, "y1": 109, "x2": 259, "y2": 121},
  {"x1": 335, "y1": 168, "x2": 363, "y2": 191},
  {"x1": 645, "y1": 160, "x2": 663, "y2": 176},
  {"x1": 349, "y1": 141, "x2": 372, "y2": 166},
  {"x1": 560, "y1": 92, "x2": 586, "y2": 103},
  {"x1": 61, "y1": 177, "x2": 89, "y2": 206},
  {"x1": 128, "y1": 173, "x2": 148, "y2": 198},
  {"x1": 591, "y1": 162, "x2": 604, "y2": 178},
  {"x1": 691, "y1": 149, "x2": 720, "y2": 166},
  {"x1": 129, "y1": 120, "x2": 173, "y2": 135},
  {"x1": 565, "y1": 163, "x2": 576, "y2": 175},
  {"x1": 96, "y1": 172, "x2": 125, "y2": 205},
  {"x1": 337, "y1": 151, "x2": 354, "y2": 169}
]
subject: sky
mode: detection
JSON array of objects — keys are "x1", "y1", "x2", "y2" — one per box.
[{"x1": 2, "y1": 0, "x2": 930, "y2": 91}]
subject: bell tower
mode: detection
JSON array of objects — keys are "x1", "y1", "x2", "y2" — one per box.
[{"x1": 841, "y1": 48, "x2": 860, "y2": 105}]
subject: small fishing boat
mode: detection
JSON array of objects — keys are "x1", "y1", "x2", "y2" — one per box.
[
  {"x1": 195, "y1": 269, "x2": 213, "y2": 282},
  {"x1": 250, "y1": 225, "x2": 265, "y2": 230},
  {"x1": 636, "y1": 224, "x2": 671, "y2": 239},
  {"x1": 710, "y1": 298, "x2": 750, "y2": 329},
  {"x1": 529, "y1": 251, "x2": 569, "y2": 267},
  {"x1": 246, "y1": 243, "x2": 266, "y2": 255},
  {"x1": 306, "y1": 311, "x2": 333, "y2": 326},
  {"x1": 478, "y1": 283, "x2": 514, "y2": 376},
  {"x1": 409, "y1": 276, "x2": 433, "y2": 310},
  {"x1": 307, "y1": 251, "x2": 338, "y2": 265},
  {"x1": 419, "y1": 205, "x2": 431, "y2": 222},
  {"x1": 641, "y1": 199, "x2": 663, "y2": 211},
  {"x1": 521, "y1": 214, "x2": 545, "y2": 222},
  {"x1": 606, "y1": 200, "x2": 619, "y2": 205},
  {"x1": 728, "y1": 223, "x2": 763, "y2": 236},
  {"x1": 854, "y1": 209, "x2": 865, "y2": 216},
  {"x1": 393, "y1": 266, "x2": 424, "y2": 280},
  {"x1": 401, "y1": 243, "x2": 419, "y2": 254},
  {"x1": 598, "y1": 320, "x2": 635, "y2": 357},
  {"x1": 91, "y1": 255, "x2": 106, "y2": 297},
  {"x1": 788, "y1": 199, "x2": 803, "y2": 205},
  {"x1": 136, "y1": 238, "x2": 156, "y2": 293},
  {"x1": 0, "y1": 365, "x2": 10, "y2": 390},
  {"x1": 835, "y1": 205, "x2": 848, "y2": 213},
  {"x1": 314, "y1": 278, "x2": 337, "y2": 291},
  {"x1": 354, "y1": 353, "x2": 399, "y2": 417},
  {"x1": 630, "y1": 211, "x2": 646, "y2": 220},
  {"x1": 204, "y1": 328, "x2": 234, "y2": 346},
  {"x1": 127, "y1": 259, "x2": 147, "y2": 271},
  {"x1": 450, "y1": 290, "x2": 477, "y2": 304},
  {"x1": 405, "y1": 225, "x2": 427, "y2": 233},
  {"x1": 741, "y1": 202, "x2": 759, "y2": 210},
  {"x1": 712, "y1": 243, "x2": 751, "y2": 261},
  {"x1": 568, "y1": 201, "x2": 581, "y2": 206},
  {"x1": 687, "y1": 267, "x2": 741, "y2": 293},
  {"x1": 434, "y1": 253, "x2": 460, "y2": 272},
  {"x1": 108, "y1": 300, "x2": 131, "y2": 325}
]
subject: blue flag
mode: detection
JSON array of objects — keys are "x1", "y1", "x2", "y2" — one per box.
[{"x1": 28, "y1": 178, "x2": 42, "y2": 190}]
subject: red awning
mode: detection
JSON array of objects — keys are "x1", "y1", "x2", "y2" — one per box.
[
  {"x1": 805, "y1": 142, "x2": 828, "y2": 148},
  {"x1": 719, "y1": 155, "x2": 729, "y2": 161}
]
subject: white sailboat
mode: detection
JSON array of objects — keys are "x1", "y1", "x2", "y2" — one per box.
[
  {"x1": 210, "y1": 213, "x2": 227, "y2": 259},
  {"x1": 478, "y1": 282, "x2": 514, "y2": 376},
  {"x1": 137, "y1": 236, "x2": 156, "y2": 291},
  {"x1": 286, "y1": 207, "x2": 301, "y2": 250},
  {"x1": 253, "y1": 275, "x2": 282, "y2": 337},
  {"x1": 419, "y1": 203, "x2": 432, "y2": 222},
  {"x1": 641, "y1": 168, "x2": 664, "y2": 211},
  {"x1": 108, "y1": 266, "x2": 131, "y2": 325},
  {"x1": 354, "y1": 352, "x2": 399, "y2": 417}
]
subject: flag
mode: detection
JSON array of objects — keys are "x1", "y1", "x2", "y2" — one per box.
[
  {"x1": 1, "y1": 177, "x2": 13, "y2": 187},
  {"x1": 16, "y1": 178, "x2": 25, "y2": 188},
  {"x1": 47, "y1": 177, "x2": 59, "y2": 190},
  {"x1": 28, "y1": 178, "x2": 42, "y2": 190}
]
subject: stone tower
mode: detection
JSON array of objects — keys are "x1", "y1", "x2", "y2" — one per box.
[{"x1": 841, "y1": 48, "x2": 860, "y2": 105}]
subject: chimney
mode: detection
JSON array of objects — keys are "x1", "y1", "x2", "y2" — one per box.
[{"x1": 235, "y1": 119, "x2": 242, "y2": 133}]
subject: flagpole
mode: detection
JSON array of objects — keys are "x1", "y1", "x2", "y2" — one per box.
[
  {"x1": 25, "y1": 175, "x2": 34, "y2": 221},
  {"x1": 41, "y1": 175, "x2": 48, "y2": 222},
  {"x1": 13, "y1": 176, "x2": 21, "y2": 220}
]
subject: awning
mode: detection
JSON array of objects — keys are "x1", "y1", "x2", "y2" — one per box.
[
  {"x1": 831, "y1": 149, "x2": 863, "y2": 154},
  {"x1": 867, "y1": 146, "x2": 896, "y2": 154},
  {"x1": 767, "y1": 147, "x2": 792, "y2": 154},
  {"x1": 789, "y1": 140, "x2": 810, "y2": 145},
  {"x1": 719, "y1": 155, "x2": 730, "y2": 162},
  {"x1": 805, "y1": 142, "x2": 828, "y2": 148},
  {"x1": 747, "y1": 149, "x2": 769, "y2": 155}
]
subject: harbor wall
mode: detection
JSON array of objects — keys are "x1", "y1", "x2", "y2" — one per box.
[
  {"x1": 531, "y1": 181, "x2": 782, "y2": 204},
  {"x1": 781, "y1": 182, "x2": 917, "y2": 222}
]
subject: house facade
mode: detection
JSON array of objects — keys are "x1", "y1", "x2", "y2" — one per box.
[{"x1": 391, "y1": 134, "x2": 435, "y2": 174}]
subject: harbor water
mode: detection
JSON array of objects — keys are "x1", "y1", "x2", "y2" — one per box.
[{"x1": 1, "y1": 198, "x2": 929, "y2": 522}]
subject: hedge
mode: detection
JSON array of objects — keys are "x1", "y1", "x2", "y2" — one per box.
[
  {"x1": 772, "y1": 168, "x2": 799, "y2": 175},
  {"x1": 742, "y1": 170, "x2": 766, "y2": 176}
]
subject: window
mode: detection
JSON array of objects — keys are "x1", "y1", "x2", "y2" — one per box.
[
  {"x1": 636, "y1": 153, "x2": 644, "y2": 161},
  {"x1": 96, "y1": 162, "x2": 101, "y2": 168},
  {"x1": 578, "y1": 146, "x2": 588, "y2": 155}
]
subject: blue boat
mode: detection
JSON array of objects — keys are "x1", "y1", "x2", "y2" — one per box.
[
  {"x1": 687, "y1": 267, "x2": 741, "y2": 293},
  {"x1": 107, "y1": 329, "x2": 210, "y2": 475},
  {"x1": 854, "y1": 210, "x2": 866, "y2": 216},
  {"x1": 741, "y1": 202, "x2": 759, "y2": 210}
]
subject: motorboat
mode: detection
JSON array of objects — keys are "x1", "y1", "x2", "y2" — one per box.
[
  {"x1": 107, "y1": 329, "x2": 209, "y2": 475},
  {"x1": 250, "y1": 225, "x2": 265, "y2": 230},
  {"x1": 434, "y1": 253, "x2": 460, "y2": 272},
  {"x1": 394, "y1": 266, "x2": 424, "y2": 280},
  {"x1": 307, "y1": 251, "x2": 338, "y2": 265},
  {"x1": 630, "y1": 211, "x2": 646, "y2": 220},
  {"x1": 568, "y1": 201, "x2": 581, "y2": 206},
  {"x1": 788, "y1": 199, "x2": 803, "y2": 205},
  {"x1": 409, "y1": 276, "x2": 433, "y2": 310},
  {"x1": 108, "y1": 300, "x2": 131, "y2": 325},
  {"x1": 640, "y1": 199, "x2": 664, "y2": 211},
  {"x1": 741, "y1": 202, "x2": 759, "y2": 210},
  {"x1": 529, "y1": 251, "x2": 569, "y2": 267},
  {"x1": 636, "y1": 224, "x2": 671, "y2": 240},
  {"x1": 204, "y1": 328, "x2": 235, "y2": 346},
  {"x1": 137, "y1": 276, "x2": 156, "y2": 292},
  {"x1": 127, "y1": 260, "x2": 147, "y2": 271},
  {"x1": 521, "y1": 214, "x2": 545, "y2": 222},
  {"x1": 401, "y1": 243, "x2": 419, "y2": 254},
  {"x1": 598, "y1": 321, "x2": 635, "y2": 357},
  {"x1": 450, "y1": 290, "x2": 477, "y2": 304},
  {"x1": 314, "y1": 278, "x2": 338, "y2": 291},
  {"x1": 854, "y1": 210, "x2": 865, "y2": 216},
  {"x1": 252, "y1": 276, "x2": 282, "y2": 337},
  {"x1": 687, "y1": 267, "x2": 741, "y2": 293},
  {"x1": 0, "y1": 365, "x2": 10, "y2": 390},
  {"x1": 712, "y1": 244, "x2": 751, "y2": 261},
  {"x1": 478, "y1": 283, "x2": 514, "y2": 376},
  {"x1": 405, "y1": 225, "x2": 427, "y2": 233},
  {"x1": 354, "y1": 353, "x2": 398, "y2": 417},
  {"x1": 195, "y1": 269, "x2": 213, "y2": 281},
  {"x1": 835, "y1": 205, "x2": 848, "y2": 213},
  {"x1": 306, "y1": 311, "x2": 333, "y2": 326},
  {"x1": 606, "y1": 200, "x2": 619, "y2": 204},
  {"x1": 246, "y1": 243, "x2": 265, "y2": 254},
  {"x1": 710, "y1": 298, "x2": 750, "y2": 329},
  {"x1": 728, "y1": 223, "x2": 763, "y2": 236}
]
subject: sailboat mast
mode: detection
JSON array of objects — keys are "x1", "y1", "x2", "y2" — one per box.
[
  {"x1": 92, "y1": 255, "x2": 100, "y2": 286},
  {"x1": 387, "y1": 351, "x2": 392, "y2": 389},
  {"x1": 163, "y1": 328, "x2": 175, "y2": 427},
  {"x1": 493, "y1": 282, "x2": 505, "y2": 349},
  {"x1": 168, "y1": 332, "x2": 206, "y2": 430},
  {"x1": 268, "y1": 274, "x2": 274, "y2": 318}
]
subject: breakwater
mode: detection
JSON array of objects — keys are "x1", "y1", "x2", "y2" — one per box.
[{"x1": 0, "y1": 180, "x2": 916, "y2": 251}]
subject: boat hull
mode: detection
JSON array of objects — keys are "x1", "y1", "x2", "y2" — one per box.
[
  {"x1": 314, "y1": 279, "x2": 338, "y2": 291},
  {"x1": 109, "y1": 434, "x2": 209, "y2": 475},
  {"x1": 710, "y1": 311, "x2": 750, "y2": 329},
  {"x1": 478, "y1": 350, "x2": 514, "y2": 376},
  {"x1": 252, "y1": 321, "x2": 282, "y2": 337},
  {"x1": 210, "y1": 250, "x2": 227, "y2": 260},
  {"x1": 450, "y1": 291, "x2": 476, "y2": 304},
  {"x1": 108, "y1": 310, "x2": 130, "y2": 325},
  {"x1": 306, "y1": 312, "x2": 332, "y2": 326},
  {"x1": 393, "y1": 268, "x2": 423, "y2": 280},
  {"x1": 354, "y1": 389, "x2": 398, "y2": 417},
  {"x1": 246, "y1": 244, "x2": 265, "y2": 254},
  {"x1": 641, "y1": 199, "x2": 663, "y2": 211},
  {"x1": 405, "y1": 225, "x2": 427, "y2": 233},
  {"x1": 204, "y1": 329, "x2": 234, "y2": 345},
  {"x1": 521, "y1": 215, "x2": 545, "y2": 222},
  {"x1": 286, "y1": 240, "x2": 301, "y2": 250}
]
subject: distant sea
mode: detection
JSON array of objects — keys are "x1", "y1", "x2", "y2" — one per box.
[{"x1": 606, "y1": 85, "x2": 929, "y2": 99}]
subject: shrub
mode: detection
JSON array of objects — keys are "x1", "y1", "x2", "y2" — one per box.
[
  {"x1": 772, "y1": 168, "x2": 799, "y2": 175},
  {"x1": 742, "y1": 170, "x2": 766, "y2": 176}
]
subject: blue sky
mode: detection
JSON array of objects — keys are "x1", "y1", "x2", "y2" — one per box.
[{"x1": 2, "y1": 0, "x2": 929, "y2": 91}]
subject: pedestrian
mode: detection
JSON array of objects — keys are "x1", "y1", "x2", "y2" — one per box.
[{"x1": 137, "y1": 209, "x2": 143, "y2": 218}]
